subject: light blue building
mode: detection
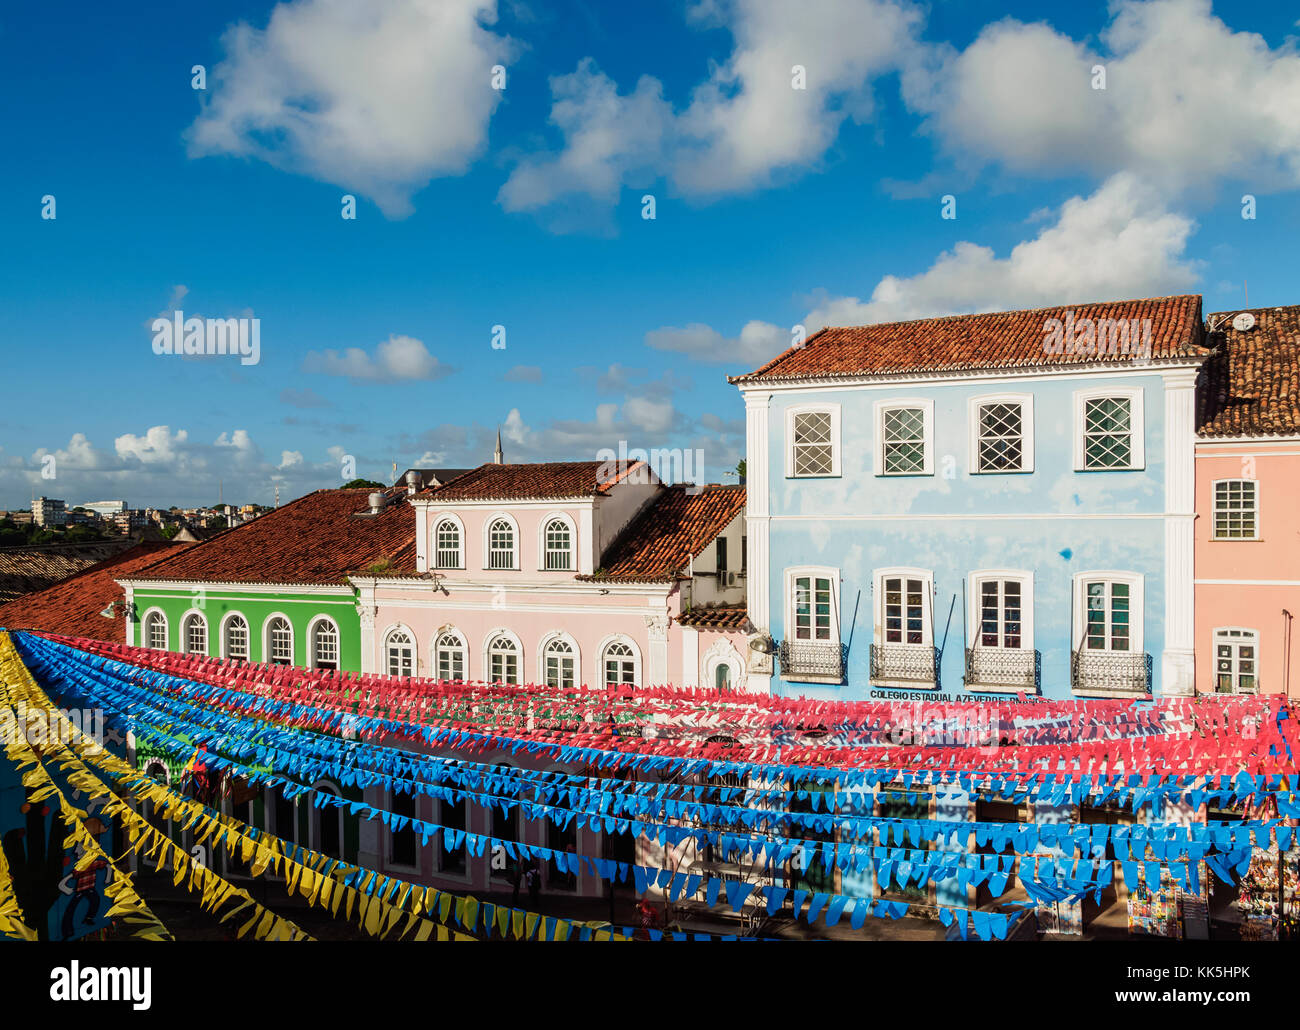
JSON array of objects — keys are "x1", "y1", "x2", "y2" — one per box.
[{"x1": 733, "y1": 296, "x2": 1208, "y2": 703}]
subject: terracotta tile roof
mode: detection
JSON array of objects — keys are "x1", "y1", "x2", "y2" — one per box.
[
  {"x1": 677, "y1": 604, "x2": 750, "y2": 631},
  {"x1": 122, "y1": 488, "x2": 416, "y2": 585},
  {"x1": 579, "y1": 484, "x2": 746, "y2": 583},
  {"x1": 423, "y1": 460, "x2": 649, "y2": 501},
  {"x1": 1198, "y1": 306, "x2": 1300, "y2": 438},
  {"x1": 731, "y1": 295, "x2": 1206, "y2": 383},
  {"x1": 0, "y1": 540, "x2": 136, "y2": 603},
  {"x1": 0, "y1": 542, "x2": 192, "y2": 643}
]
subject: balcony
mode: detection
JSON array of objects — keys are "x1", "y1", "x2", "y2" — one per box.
[
  {"x1": 965, "y1": 648, "x2": 1040, "y2": 693},
  {"x1": 870, "y1": 644, "x2": 940, "y2": 688},
  {"x1": 1070, "y1": 649, "x2": 1152, "y2": 696},
  {"x1": 777, "y1": 640, "x2": 845, "y2": 684}
]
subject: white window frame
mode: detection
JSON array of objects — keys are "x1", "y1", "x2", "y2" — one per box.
[
  {"x1": 1073, "y1": 387, "x2": 1144, "y2": 471},
  {"x1": 967, "y1": 571, "x2": 1034, "y2": 651},
  {"x1": 785, "y1": 403, "x2": 842, "y2": 478},
  {"x1": 1212, "y1": 627, "x2": 1260, "y2": 694},
  {"x1": 483, "y1": 512, "x2": 519, "y2": 571},
  {"x1": 1211, "y1": 478, "x2": 1260, "y2": 540},
  {"x1": 873, "y1": 399, "x2": 935, "y2": 476},
  {"x1": 598, "y1": 635, "x2": 641, "y2": 690},
  {"x1": 968, "y1": 393, "x2": 1034, "y2": 474},
  {"x1": 180, "y1": 609, "x2": 208, "y2": 655},
  {"x1": 433, "y1": 627, "x2": 468, "y2": 682},
  {"x1": 484, "y1": 629, "x2": 523, "y2": 685},
  {"x1": 307, "y1": 614, "x2": 341, "y2": 670},
  {"x1": 219, "y1": 611, "x2": 250, "y2": 661},
  {"x1": 539, "y1": 631, "x2": 580, "y2": 689},
  {"x1": 874, "y1": 567, "x2": 934, "y2": 647},
  {"x1": 784, "y1": 566, "x2": 841, "y2": 646},
  {"x1": 431, "y1": 513, "x2": 465, "y2": 569},
  {"x1": 538, "y1": 512, "x2": 577, "y2": 572},
  {"x1": 263, "y1": 613, "x2": 294, "y2": 665},
  {"x1": 1071, "y1": 572, "x2": 1144, "y2": 653},
  {"x1": 383, "y1": 625, "x2": 417, "y2": 677},
  {"x1": 142, "y1": 607, "x2": 169, "y2": 651}
]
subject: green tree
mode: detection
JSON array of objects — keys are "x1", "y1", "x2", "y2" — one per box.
[{"x1": 342, "y1": 478, "x2": 385, "y2": 489}]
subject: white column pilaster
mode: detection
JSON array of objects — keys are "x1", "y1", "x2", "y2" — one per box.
[{"x1": 1162, "y1": 369, "x2": 1198, "y2": 695}]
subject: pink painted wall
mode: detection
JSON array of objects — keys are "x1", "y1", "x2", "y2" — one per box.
[{"x1": 1194, "y1": 442, "x2": 1300, "y2": 696}]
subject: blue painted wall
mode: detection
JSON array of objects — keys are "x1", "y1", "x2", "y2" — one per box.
[{"x1": 763, "y1": 372, "x2": 1171, "y2": 701}]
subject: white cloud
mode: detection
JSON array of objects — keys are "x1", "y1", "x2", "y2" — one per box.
[
  {"x1": 3, "y1": 427, "x2": 369, "y2": 509},
  {"x1": 622, "y1": 395, "x2": 675, "y2": 434},
  {"x1": 186, "y1": 0, "x2": 515, "y2": 217},
  {"x1": 645, "y1": 319, "x2": 790, "y2": 365},
  {"x1": 804, "y1": 173, "x2": 1199, "y2": 328},
  {"x1": 115, "y1": 427, "x2": 190, "y2": 466},
  {"x1": 499, "y1": 0, "x2": 924, "y2": 221},
  {"x1": 302, "y1": 334, "x2": 452, "y2": 383},
  {"x1": 906, "y1": 0, "x2": 1300, "y2": 193}
]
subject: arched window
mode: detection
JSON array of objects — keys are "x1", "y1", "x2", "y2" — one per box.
[
  {"x1": 386, "y1": 628, "x2": 415, "y2": 677},
  {"x1": 434, "y1": 518, "x2": 462, "y2": 569},
  {"x1": 144, "y1": 610, "x2": 167, "y2": 650},
  {"x1": 311, "y1": 619, "x2": 339, "y2": 670},
  {"x1": 223, "y1": 614, "x2": 249, "y2": 661},
  {"x1": 266, "y1": 616, "x2": 293, "y2": 665},
  {"x1": 487, "y1": 518, "x2": 515, "y2": 570},
  {"x1": 601, "y1": 640, "x2": 637, "y2": 689},
  {"x1": 182, "y1": 612, "x2": 207, "y2": 655},
  {"x1": 435, "y1": 631, "x2": 466, "y2": 681},
  {"x1": 543, "y1": 636, "x2": 575, "y2": 689},
  {"x1": 487, "y1": 634, "x2": 519, "y2": 685},
  {"x1": 543, "y1": 518, "x2": 572, "y2": 571},
  {"x1": 313, "y1": 781, "x2": 343, "y2": 860}
]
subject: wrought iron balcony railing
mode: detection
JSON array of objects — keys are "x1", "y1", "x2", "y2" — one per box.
[
  {"x1": 1070, "y1": 649, "x2": 1152, "y2": 695},
  {"x1": 965, "y1": 647, "x2": 1040, "y2": 692},
  {"x1": 777, "y1": 640, "x2": 845, "y2": 683},
  {"x1": 870, "y1": 644, "x2": 939, "y2": 687}
]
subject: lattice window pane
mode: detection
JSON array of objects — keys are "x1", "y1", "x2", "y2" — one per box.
[
  {"x1": 977, "y1": 403, "x2": 1024, "y2": 472},
  {"x1": 226, "y1": 618, "x2": 248, "y2": 660},
  {"x1": 488, "y1": 520, "x2": 515, "y2": 569},
  {"x1": 793, "y1": 411, "x2": 834, "y2": 475},
  {"x1": 883, "y1": 407, "x2": 926, "y2": 473},
  {"x1": 1083, "y1": 397, "x2": 1133, "y2": 469}
]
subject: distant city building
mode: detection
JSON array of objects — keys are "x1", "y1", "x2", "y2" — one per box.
[
  {"x1": 33, "y1": 497, "x2": 67, "y2": 527},
  {"x1": 81, "y1": 500, "x2": 128, "y2": 517}
]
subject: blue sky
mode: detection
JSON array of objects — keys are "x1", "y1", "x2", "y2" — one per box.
[{"x1": 2, "y1": 0, "x2": 1298, "y2": 509}]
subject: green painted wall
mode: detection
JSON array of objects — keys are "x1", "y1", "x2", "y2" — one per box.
[{"x1": 126, "y1": 586, "x2": 362, "y2": 671}]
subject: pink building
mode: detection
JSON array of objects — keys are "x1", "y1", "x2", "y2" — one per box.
[
  {"x1": 348, "y1": 458, "x2": 753, "y2": 894},
  {"x1": 1194, "y1": 306, "x2": 1300, "y2": 697}
]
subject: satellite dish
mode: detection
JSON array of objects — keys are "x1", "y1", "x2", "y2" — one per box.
[{"x1": 1232, "y1": 312, "x2": 1256, "y2": 332}]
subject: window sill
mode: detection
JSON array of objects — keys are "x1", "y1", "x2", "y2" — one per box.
[
  {"x1": 1208, "y1": 537, "x2": 1263, "y2": 543},
  {"x1": 1073, "y1": 466, "x2": 1145, "y2": 473},
  {"x1": 783, "y1": 673, "x2": 845, "y2": 685},
  {"x1": 970, "y1": 468, "x2": 1033, "y2": 475},
  {"x1": 786, "y1": 473, "x2": 842, "y2": 480},
  {"x1": 967, "y1": 682, "x2": 1036, "y2": 695},
  {"x1": 875, "y1": 472, "x2": 933, "y2": 478},
  {"x1": 872, "y1": 679, "x2": 938, "y2": 691}
]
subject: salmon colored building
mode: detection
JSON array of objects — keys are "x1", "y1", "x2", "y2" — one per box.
[{"x1": 1194, "y1": 305, "x2": 1300, "y2": 697}]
